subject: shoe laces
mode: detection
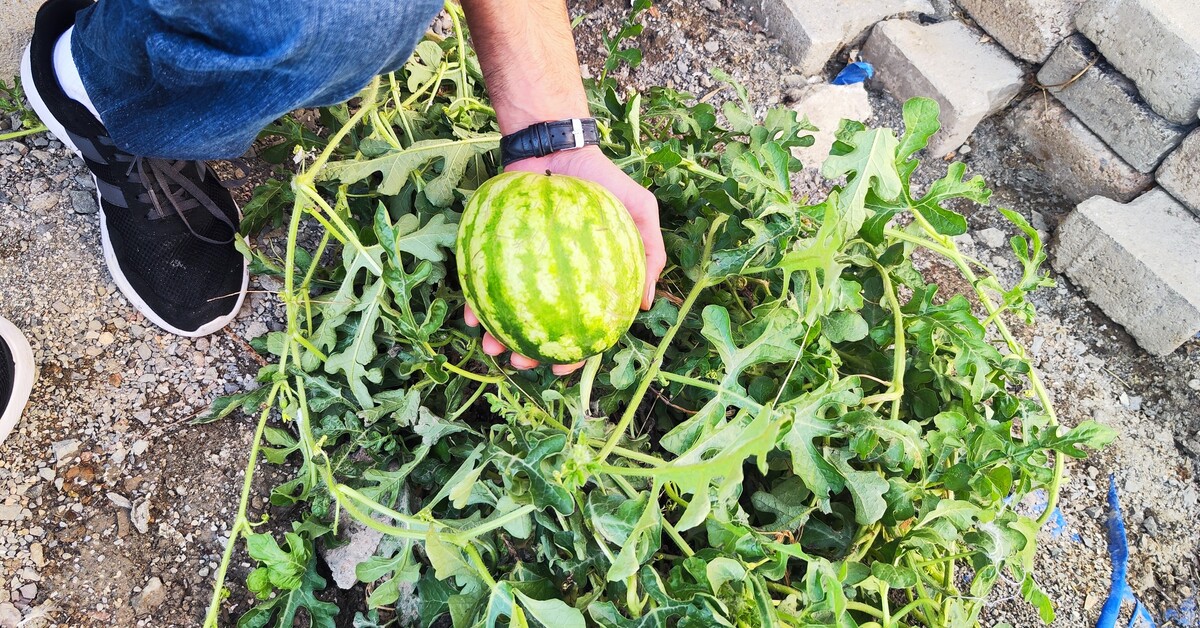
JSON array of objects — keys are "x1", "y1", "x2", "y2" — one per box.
[{"x1": 112, "y1": 154, "x2": 242, "y2": 245}]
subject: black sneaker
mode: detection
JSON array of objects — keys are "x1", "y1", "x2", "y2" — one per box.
[
  {"x1": 21, "y1": 0, "x2": 249, "y2": 337},
  {"x1": 0, "y1": 317, "x2": 34, "y2": 444}
]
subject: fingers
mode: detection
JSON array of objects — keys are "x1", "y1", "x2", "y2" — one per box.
[
  {"x1": 481, "y1": 331, "x2": 505, "y2": 356},
  {"x1": 509, "y1": 353, "x2": 539, "y2": 370},
  {"x1": 621, "y1": 186, "x2": 666, "y2": 310},
  {"x1": 470, "y1": 312, "x2": 577, "y2": 376}
]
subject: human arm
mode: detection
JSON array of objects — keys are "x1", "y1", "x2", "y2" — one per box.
[{"x1": 459, "y1": 0, "x2": 666, "y2": 374}]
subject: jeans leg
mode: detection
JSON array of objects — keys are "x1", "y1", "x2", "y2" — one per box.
[{"x1": 71, "y1": 0, "x2": 443, "y2": 160}]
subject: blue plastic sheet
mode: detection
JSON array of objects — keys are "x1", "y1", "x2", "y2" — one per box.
[{"x1": 831, "y1": 61, "x2": 874, "y2": 85}]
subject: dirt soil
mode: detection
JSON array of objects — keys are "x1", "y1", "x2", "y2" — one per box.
[{"x1": 0, "y1": 1, "x2": 1196, "y2": 627}]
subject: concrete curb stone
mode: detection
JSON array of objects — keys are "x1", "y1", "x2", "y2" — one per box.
[
  {"x1": 0, "y1": 0, "x2": 37, "y2": 81},
  {"x1": 736, "y1": 0, "x2": 934, "y2": 75},
  {"x1": 1076, "y1": 0, "x2": 1200, "y2": 125},
  {"x1": 1038, "y1": 34, "x2": 1192, "y2": 173},
  {"x1": 1053, "y1": 188, "x2": 1200, "y2": 356},
  {"x1": 1005, "y1": 96, "x2": 1152, "y2": 203},
  {"x1": 1157, "y1": 129, "x2": 1200, "y2": 218},
  {"x1": 957, "y1": 0, "x2": 1085, "y2": 63},
  {"x1": 863, "y1": 18, "x2": 1024, "y2": 156}
]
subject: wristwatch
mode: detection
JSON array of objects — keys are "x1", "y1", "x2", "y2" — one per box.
[{"x1": 500, "y1": 118, "x2": 600, "y2": 167}]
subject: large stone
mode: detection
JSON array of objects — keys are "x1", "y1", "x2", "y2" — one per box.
[
  {"x1": 737, "y1": 0, "x2": 933, "y2": 74},
  {"x1": 863, "y1": 19, "x2": 1024, "y2": 156},
  {"x1": 1037, "y1": 35, "x2": 1191, "y2": 173},
  {"x1": 1076, "y1": 0, "x2": 1200, "y2": 124},
  {"x1": 1158, "y1": 129, "x2": 1200, "y2": 217},
  {"x1": 1054, "y1": 189, "x2": 1200, "y2": 356},
  {"x1": 1005, "y1": 97, "x2": 1153, "y2": 203},
  {"x1": 790, "y1": 82, "x2": 873, "y2": 168},
  {"x1": 0, "y1": 1, "x2": 36, "y2": 80},
  {"x1": 958, "y1": 0, "x2": 1085, "y2": 63}
]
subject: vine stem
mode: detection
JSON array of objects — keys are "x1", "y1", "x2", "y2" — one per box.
[
  {"x1": 0, "y1": 125, "x2": 46, "y2": 141},
  {"x1": 903, "y1": 211, "x2": 1064, "y2": 526},
  {"x1": 203, "y1": 382, "x2": 281, "y2": 628},
  {"x1": 595, "y1": 276, "x2": 708, "y2": 462},
  {"x1": 874, "y1": 263, "x2": 906, "y2": 423}
]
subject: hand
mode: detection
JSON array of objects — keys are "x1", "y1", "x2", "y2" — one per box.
[{"x1": 464, "y1": 146, "x2": 667, "y2": 376}]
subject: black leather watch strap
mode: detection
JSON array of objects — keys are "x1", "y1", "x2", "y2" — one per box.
[{"x1": 500, "y1": 118, "x2": 600, "y2": 166}]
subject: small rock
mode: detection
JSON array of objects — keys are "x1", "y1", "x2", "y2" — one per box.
[
  {"x1": 1188, "y1": 378, "x2": 1200, "y2": 391},
  {"x1": 0, "y1": 505, "x2": 23, "y2": 521},
  {"x1": 107, "y1": 492, "x2": 132, "y2": 509},
  {"x1": 52, "y1": 439, "x2": 80, "y2": 464},
  {"x1": 958, "y1": 143, "x2": 972, "y2": 154},
  {"x1": 1125, "y1": 395, "x2": 1143, "y2": 412},
  {"x1": 37, "y1": 468, "x2": 54, "y2": 482},
  {"x1": 783, "y1": 73, "x2": 805, "y2": 88},
  {"x1": 133, "y1": 410, "x2": 152, "y2": 425},
  {"x1": 1142, "y1": 515, "x2": 1159, "y2": 537},
  {"x1": 131, "y1": 440, "x2": 149, "y2": 456},
  {"x1": 98, "y1": 331, "x2": 115, "y2": 346},
  {"x1": 132, "y1": 577, "x2": 166, "y2": 615},
  {"x1": 131, "y1": 500, "x2": 151, "y2": 533},
  {"x1": 976, "y1": 227, "x2": 1007, "y2": 249},
  {"x1": 703, "y1": 40, "x2": 719, "y2": 54},
  {"x1": 701, "y1": 0, "x2": 720, "y2": 10},
  {"x1": 0, "y1": 603, "x2": 19, "y2": 627},
  {"x1": 243, "y1": 321, "x2": 269, "y2": 340},
  {"x1": 30, "y1": 543, "x2": 44, "y2": 569},
  {"x1": 69, "y1": 190, "x2": 98, "y2": 215},
  {"x1": 18, "y1": 584, "x2": 36, "y2": 600}
]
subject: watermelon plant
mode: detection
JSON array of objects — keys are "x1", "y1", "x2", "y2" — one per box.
[{"x1": 202, "y1": 2, "x2": 1115, "y2": 626}]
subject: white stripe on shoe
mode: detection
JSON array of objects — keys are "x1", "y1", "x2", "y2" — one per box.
[{"x1": 0, "y1": 318, "x2": 35, "y2": 445}]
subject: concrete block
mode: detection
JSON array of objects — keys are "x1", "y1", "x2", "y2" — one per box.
[
  {"x1": 1005, "y1": 97, "x2": 1153, "y2": 203},
  {"x1": 1076, "y1": 0, "x2": 1200, "y2": 124},
  {"x1": 1158, "y1": 129, "x2": 1200, "y2": 217},
  {"x1": 863, "y1": 19, "x2": 1024, "y2": 156},
  {"x1": 0, "y1": 1, "x2": 38, "y2": 80},
  {"x1": 958, "y1": 0, "x2": 1085, "y2": 63},
  {"x1": 1037, "y1": 34, "x2": 1191, "y2": 173},
  {"x1": 738, "y1": 0, "x2": 934, "y2": 74},
  {"x1": 1054, "y1": 189, "x2": 1200, "y2": 355},
  {"x1": 791, "y1": 82, "x2": 873, "y2": 168}
]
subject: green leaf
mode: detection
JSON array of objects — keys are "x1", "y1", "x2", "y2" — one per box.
[
  {"x1": 1032, "y1": 421, "x2": 1118, "y2": 458},
  {"x1": 821, "y1": 127, "x2": 902, "y2": 233},
  {"x1": 514, "y1": 590, "x2": 586, "y2": 628},
  {"x1": 778, "y1": 378, "x2": 862, "y2": 502},
  {"x1": 320, "y1": 135, "x2": 499, "y2": 206},
  {"x1": 392, "y1": 212, "x2": 459, "y2": 263},
  {"x1": 238, "y1": 537, "x2": 338, "y2": 628},
  {"x1": 652, "y1": 407, "x2": 781, "y2": 530},
  {"x1": 870, "y1": 563, "x2": 918, "y2": 588},
  {"x1": 323, "y1": 279, "x2": 386, "y2": 408},
  {"x1": 492, "y1": 432, "x2": 575, "y2": 515},
  {"x1": 830, "y1": 451, "x2": 889, "y2": 525},
  {"x1": 822, "y1": 310, "x2": 869, "y2": 343}
]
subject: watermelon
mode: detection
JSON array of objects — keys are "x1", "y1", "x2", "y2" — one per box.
[{"x1": 456, "y1": 171, "x2": 646, "y2": 364}]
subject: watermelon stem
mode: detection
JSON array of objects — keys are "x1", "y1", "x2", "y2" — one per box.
[{"x1": 594, "y1": 215, "x2": 725, "y2": 464}]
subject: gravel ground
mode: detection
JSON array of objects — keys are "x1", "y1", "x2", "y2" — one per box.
[{"x1": 0, "y1": 1, "x2": 1196, "y2": 626}]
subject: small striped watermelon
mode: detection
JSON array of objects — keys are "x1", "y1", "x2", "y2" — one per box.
[{"x1": 456, "y1": 171, "x2": 646, "y2": 363}]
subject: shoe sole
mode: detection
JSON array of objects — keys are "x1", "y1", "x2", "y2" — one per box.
[
  {"x1": 0, "y1": 317, "x2": 35, "y2": 445},
  {"x1": 21, "y1": 43, "x2": 250, "y2": 339}
]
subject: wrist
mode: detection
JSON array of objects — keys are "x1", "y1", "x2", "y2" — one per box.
[{"x1": 493, "y1": 95, "x2": 590, "y2": 136}]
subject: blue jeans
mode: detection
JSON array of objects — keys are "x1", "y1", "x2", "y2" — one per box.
[{"x1": 72, "y1": 0, "x2": 443, "y2": 160}]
